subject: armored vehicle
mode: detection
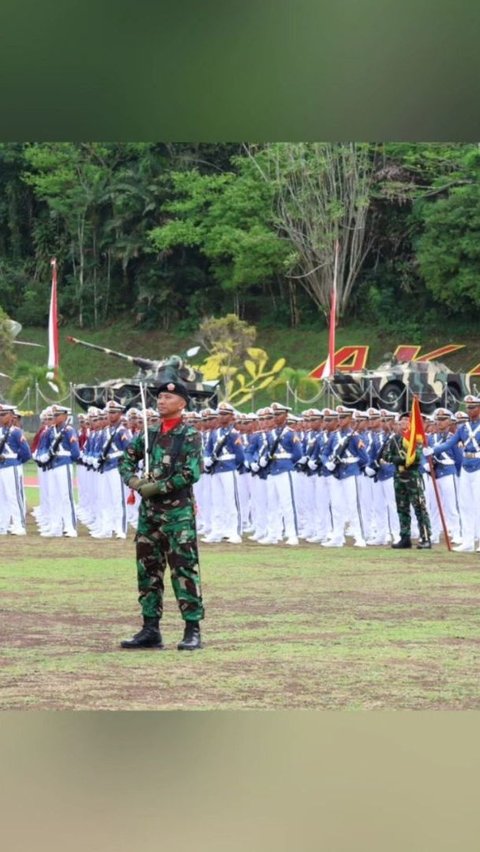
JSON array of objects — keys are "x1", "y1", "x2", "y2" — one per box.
[
  {"x1": 330, "y1": 357, "x2": 471, "y2": 413},
  {"x1": 67, "y1": 337, "x2": 219, "y2": 411}
]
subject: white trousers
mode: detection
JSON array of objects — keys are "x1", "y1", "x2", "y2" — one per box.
[
  {"x1": 328, "y1": 475, "x2": 365, "y2": 544},
  {"x1": 0, "y1": 465, "x2": 26, "y2": 532},
  {"x1": 48, "y1": 465, "x2": 77, "y2": 535},
  {"x1": 210, "y1": 471, "x2": 242, "y2": 538},
  {"x1": 456, "y1": 469, "x2": 480, "y2": 548},
  {"x1": 265, "y1": 472, "x2": 298, "y2": 540},
  {"x1": 95, "y1": 467, "x2": 127, "y2": 536},
  {"x1": 428, "y1": 473, "x2": 462, "y2": 541}
]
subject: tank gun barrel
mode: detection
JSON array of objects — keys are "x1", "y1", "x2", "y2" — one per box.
[{"x1": 66, "y1": 336, "x2": 156, "y2": 370}]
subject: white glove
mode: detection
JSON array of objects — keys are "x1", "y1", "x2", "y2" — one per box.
[
  {"x1": 423, "y1": 446, "x2": 434, "y2": 457},
  {"x1": 259, "y1": 457, "x2": 268, "y2": 468},
  {"x1": 244, "y1": 460, "x2": 250, "y2": 469},
  {"x1": 325, "y1": 460, "x2": 336, "y2": 472},
  {"x1": 307, "y1": 459, "x2": 318, "y2": 471},
  {"x1": 38, "y1": 453, "x2": 50, "y2": 464},
  {"x1": 250, "y1": 462, "x2": 259, "y2": 473},
  {"x1": 204, "y1": 458, "x2": 213, "y2": 469},
  {"x1": 297, "y1": 456, "x2": 307, "y2": 465},
  {"x1": 92, "y1": 458, "x2": 100, "y2": 470},
  {"x1": 365, "y1": 466, "x2": 376, "y2": 477}
]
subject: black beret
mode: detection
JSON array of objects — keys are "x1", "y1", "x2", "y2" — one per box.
[{"x1": 157, "y1": 381, "x2": 190, "y2": 403}]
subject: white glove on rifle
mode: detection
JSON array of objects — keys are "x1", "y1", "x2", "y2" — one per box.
[
  {"x1": 325, "y1": 460, "x2": 336, "y2": 472},
  {"x1": 297, "y1": 456, "x2": 307, "y2": 465},
  {"x1": 204, "y1": 458, "x2": 213, "y2": 469},
  {"x1": 250, "y1": 462, "x2": 260, "y2": 473},
  {"x1": 259, "y1": 457, "x2": 268, "y2": 468},
  {"x1": 423, "y1": 446, "x2": 434, "y2": 457},
  {"x1": 307, "y1": 459, "x2": 318, "y2": 471},
  {"x1": 364, "y1": 465, "x2": 376, "y2": 477}
]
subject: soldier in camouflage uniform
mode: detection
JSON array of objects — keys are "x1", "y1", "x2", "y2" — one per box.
[
  {"x1": 386, "y1": 413, "x2": 432, "y2": 550},
  {"x1": 119, "y1": 381, "x2": 204, "y2": 650}
]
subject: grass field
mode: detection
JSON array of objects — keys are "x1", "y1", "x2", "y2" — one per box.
[{"x1": 1, "y1": 496, "x2": 480, "y2": 710}]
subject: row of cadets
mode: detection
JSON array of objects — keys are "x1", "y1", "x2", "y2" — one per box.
[
  {"x1": 34, "y1": 404, "x2": 80, "y2": 537},
  {"x1": 76, "y1": 406, "x2": 103, "y2": 530},
  {"x1": 423, "y1": 395, "x2": 480, "y2": 552},
  {"x1": 319, "y1": 405, "x2": 371, "y2": 548},
  {"x1": 192, "y1": 407, "x2": 217, "y2": 538},
  {"x1": 0, "y1": 403, "x2": 31, "y2": 535},
  {"x1": 201, "y1": 402, "x2": 245, "y2": 544},
  {"x1": 123, "y1": 407, "x2": 145, "y2": 529},
  {"x1": 78, "y1": 401, "x2": 130, "y2": 539},
  {"x1": 364, "y1": 407, "x2": 400, "y2": 546},
  {"x1": 92, "y1": 400, "x2": 131, "y2": 539},
  {"x1": 295, "y1": 407, "x2": 335, "y2": 543},
  {"x1": 245, "y1": 402, "x2": 303, "y2": 546},
  {"x1": 421, "y1": 408, "x2": 462, "y2": 546},
  {"x1": 31, "y1": 407, "x2": 54, "y2": 530}
]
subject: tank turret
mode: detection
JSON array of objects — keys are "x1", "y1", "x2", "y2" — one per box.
[{"x1": 66, "y1": 337, "x2": 218, "y2": 411}]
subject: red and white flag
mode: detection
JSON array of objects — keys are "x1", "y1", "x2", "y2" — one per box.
[
  {"x1": 320, "y1": 241, "x2": 339, "y2": 380},
  {"x1": 48, "y1": 258, "x2": 59, "y2": 374}
]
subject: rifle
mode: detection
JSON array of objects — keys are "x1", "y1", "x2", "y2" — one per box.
[
  {"x1": 371, "y1": 432, "x2": 394, "y2": 482},
  {"x1": 295, "y1": 431, "x2": 317, "y2": 474},
  {"x1": 37, "y1": 426, "x2": 67, "y2": 471},
  {"x1": 204, "y1": 427, "x2": 232, "y2": 475},
  {"x1": 97, "y1": 426, "x2": 120, "y2": 473},
  {"x1": 328, "y1": 430, "x2": 357, "y2": 479},
  {"x1": 255, "y1": 427, "x2": 286, "y2": 480},
  {"x1": 250, "y1": 432, "x2": 269, "y2": 478}
]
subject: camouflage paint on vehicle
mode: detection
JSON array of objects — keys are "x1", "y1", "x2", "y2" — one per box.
[
  {"x1": 67, "y1": 337, "x2": 219, "y2": 411},
  {"x1": 330, "y1": 357, "x2": 471, "y2": 413}
]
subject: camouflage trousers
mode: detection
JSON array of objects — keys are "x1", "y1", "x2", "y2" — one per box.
[
  {"x1": 135, "y1": 498, "x2": 204, "y2": 622},
  {"x1": 394, "y1": 472, "x2": 432, "y2": 540}
]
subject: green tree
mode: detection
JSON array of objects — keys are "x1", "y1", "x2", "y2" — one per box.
[
  {"x1": 9, "y1": 362, "x2": 67, "y2": 406},
  {"x1": 148, "y1": 158, "x2": 290, "y2": 316},
  {"x1": 245, "y1": 142, "x2": 379, "y2": 319},
  {"x1": 416, "y1": 181, "x2": 480, "y2": 312}
]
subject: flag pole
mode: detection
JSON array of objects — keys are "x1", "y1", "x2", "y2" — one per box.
[
  {"x1": 321, "y1": 239, "x2": 339, "y2": 382},
  {"x1": 426, "y1": 447, "x2": 452, "y2": 552}
]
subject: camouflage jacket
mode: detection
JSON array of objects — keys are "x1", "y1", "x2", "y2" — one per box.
[
  {"x1": 119, "y1": 424, "x2": 203, "y2": 499},
  {"x1": 384, "y1": 434, "x2": 423, "y2": 473}
]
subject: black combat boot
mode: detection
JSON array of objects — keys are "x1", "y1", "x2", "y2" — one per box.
[
  {"x1": 391, "y1": 536, "x2": 412, "y2": 549},
  {"x1": 416, "y1": 538, "x2": 432, "y2": 549},
  {"x1": 177, "y1": 621, "x2": 202, "y2": 651},
  {"x1": 120, "y1": 617, "x2": 164, "y2": 649}
]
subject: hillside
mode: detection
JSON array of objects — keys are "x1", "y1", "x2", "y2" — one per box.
[{"x1": 13, "y1": 318, "x2": 480, "y2": 387}]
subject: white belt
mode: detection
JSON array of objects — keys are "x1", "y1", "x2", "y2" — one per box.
[
  {"x1": 437, "y1": 459, "x2": 455, "y2": 465},
  {"x1": 464, "y1": 452, "x2": 480, "y2": 458},
  {"x1": 56, "y1": 449, "x2": 71, "y2": 457},
  {"x1": 2, "y1": 450, "x2": 17, "y2": 459},
  {"x1": 106, "y1": 450, "x2": 123, "y2": 459},
  {"x1": 272, "y1": 453, "x2": 292, "y2": 460},
  {"x1": 341, "y1": 457, "x2": 359, "y2": 464},
  {"x1": 217, "y1": 453, "x2": 235, "y2": 461}
]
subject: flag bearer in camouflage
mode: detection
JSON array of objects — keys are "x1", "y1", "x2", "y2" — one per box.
[
  {"x1": 119, "y1": 381, "x2": 204, "y2": 651},
  {"x1": 386, "y1": 413, "x2": 432, "y2": 550}
]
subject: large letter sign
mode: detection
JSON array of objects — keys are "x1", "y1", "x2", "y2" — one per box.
[{"x1": 309, "y1": 346, "x2": 369, "y2": 379}]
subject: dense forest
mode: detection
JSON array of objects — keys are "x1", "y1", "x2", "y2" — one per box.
[{"x1": 1, "y1": 141, "x2": 480, "y2": 341}]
